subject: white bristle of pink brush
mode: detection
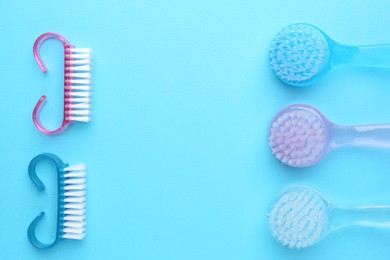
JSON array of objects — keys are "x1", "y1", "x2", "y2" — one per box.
[{"x1": 65, "y1": 48, "x2": 92, "y2": 123}]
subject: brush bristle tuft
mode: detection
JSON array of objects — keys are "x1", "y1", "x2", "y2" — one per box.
[
  {"x1": 63, "y1": 163, "x2": 86, "y2": 240},
  {"x1": 268, "y1": 106, "x2": 327, "y2": 167},
  {"x1": 269, "y1": 24, "x2": 329, "y2": 86},
  {"x1": 268, "y1": 186, "x2": 328, "y2": 249},
  {"x1": 65, "y1": 47, "x2": 92, "y2": 123}
]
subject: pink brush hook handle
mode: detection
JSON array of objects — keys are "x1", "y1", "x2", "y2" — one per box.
[
  {"x1": 32, "y1": 96, "x2": 69, "y2": 135},
  {"x1": 32, "y1": 32, "x2": 70, "y2": 135},
  {"x1": 33, "y1": 32, "x2": 67, "y2": 72}
]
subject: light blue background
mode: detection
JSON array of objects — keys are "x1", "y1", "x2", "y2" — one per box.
[{"x1": 1, "y1": 0, "x2": 390, "y2": 259}]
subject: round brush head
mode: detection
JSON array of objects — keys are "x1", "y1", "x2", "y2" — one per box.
[
  {"x1": 268, "y1": 186, "x2": 330, "y2": 249},
  {"x1": 268, "y1": 104, "x2": 329, "y2": 167},
  {"x1": 269, "y1": 23, "x2": 330, "y2": 86}
]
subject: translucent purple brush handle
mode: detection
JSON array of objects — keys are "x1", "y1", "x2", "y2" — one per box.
[{"x1": 334, "y1": 124, "x2": 390, "y2": 148}]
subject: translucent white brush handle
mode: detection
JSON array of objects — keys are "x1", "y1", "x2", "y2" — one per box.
[
  {"x1": 332, "y1": 124, "x2": 390, "y2": 148},
  {"x1": 333, "y1": 44, "x2": 390, "y2": 67},
  {"x1": 331, "y1": 205, "x2": 390, "y2": 230}
]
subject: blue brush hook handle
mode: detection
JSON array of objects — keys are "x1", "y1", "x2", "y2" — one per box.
[
  {"x1": 27, "y1": 212, "x2": 57, "y2": 249},
  {"x1": 27, "y1": 153, "x2": 64, "y2": 249}
]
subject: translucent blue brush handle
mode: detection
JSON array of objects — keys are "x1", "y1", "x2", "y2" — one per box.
[
  {"x1": 331, "y1": 206, "x2": 390, "y2": 230},
  {"x1": 333, "y1": 43, "x2": 390, "y2": 67},
  {"x1": 353, "y1": 44, "x2": 390, "y2": 67},
  {"x1": 332, "y1": 124, "x2": 390, "y2": 148}
]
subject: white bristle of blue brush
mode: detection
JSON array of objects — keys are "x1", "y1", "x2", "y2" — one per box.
[
  {"x1": 268, "y1": 108, "x2": 326, "y2": 167},
  {"x1": 63, "y1": 163, "x2": 86, "y2": 240},
  {"x1": 269, "y1": 24, "x2": 329, "y2": 85},
  {"x1": 65, "y1": 48, "x2": 92, "y2": 123},
  {"x1": 268, "y1": 187, "x2": 328, "y2": 249}
]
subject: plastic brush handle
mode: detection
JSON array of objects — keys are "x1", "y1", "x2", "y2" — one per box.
[
  {"x1": 27, "y1": 153, "x2": 66, "y2": 249},
  {"x1": 333, "y1": 124, "x2": 390, "y2": 148},
  {"x1": 332, "y1": 205, "x2": 390, "y2": 229},
  {"x1": 332, "y1": 43, "x2": 390, "y2": 68}
]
